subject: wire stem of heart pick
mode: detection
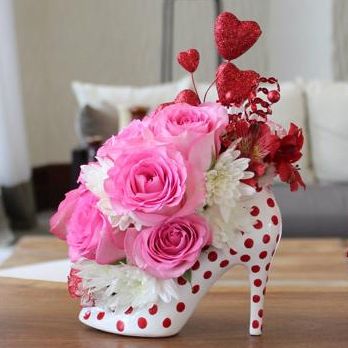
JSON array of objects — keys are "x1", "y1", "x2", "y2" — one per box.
[
  {"x1": 203, "y1": 77, "x2": 217, "y2": 103},
  {"x1": 191, "y1": 73, "x2": 201, "y2": 103}
]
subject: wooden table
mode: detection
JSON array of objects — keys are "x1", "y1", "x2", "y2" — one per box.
[{"x1": 1, "y1": 236, "x2": 348, "y2": 347}]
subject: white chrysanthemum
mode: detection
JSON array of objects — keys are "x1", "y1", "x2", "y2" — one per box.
[
  {"x1": 202, "y1": 200, "x2": 256, "y2": 250},
  {"x1": 80, "y1": 157, "x2": 113, "y2": 198},
  {"x1": 205, "y1": 145, "x2": 255, "y2": 223},
  {"x1": 80, "y1": 158, "x2": 142, "y2": 231},
  {"x1": 76, "y1": 260, "x2": 178, "y2": 312}
]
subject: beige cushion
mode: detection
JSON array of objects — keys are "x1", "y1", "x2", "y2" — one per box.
[{"x1": 306, "y1": 81, "x2": 348, "y2": 182}]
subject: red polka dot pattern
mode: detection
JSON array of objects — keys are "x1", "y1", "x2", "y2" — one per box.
[
  {"x1": 192, "y1": 260, "x2": 200, "y2": 271},
  {"x1": 138, "y1": 317, "x2": 147, "y2": 329},
  {"x1": 263, "y1": 234, "x2": 271, "y2": 243},
  {"x1": 203, "y1": 271, "x2": 212, "y2": 279},
  {"x1": 259, "y1": 251, "x2": 268, "y2": 259},
  {"x1": 83, "y1": 311, "x2": 91, "y2": 320},
  {"x1": 244, "y1": 238, "x2": 254, "y2": 248},
  {"x1": 97, "y1": 312, "x2": 105, "y2": 320},
  {"x1": 230, "y1": 248, "x2": 237, "y2": 255},
  {"x1": 163, "y1": 318, "x2": 171, "y2": 328},
  {"x1": 240, "y1": 254, "x2": 251, "y2": 262},
  {"x1": 251, "y1": 265, "x2": 260, "y2": 273},
  {"x1": 253, "y1": 295, "x2": 261, "y2": 303},
  {"x1": 192, "y1": 284, "x2": 200, "y2": 294},
  {"x1": 254, "y1": 279, "x2": 262, "y2": 287},
  {"x1": 116, "y1": 320, "x2": 124, "y2": 332},
  {"x1": 148, "y1": 304, "x2": 158, "y2": 315},
  {"x1": 208, "y1": 251, "x2": 218, "y2": 262},
  {"x1": 252, "y1": 320, "x2": 260, "y2": 329},
  {"x1": 253, "y1": 220, "x2": 263, "y2": 229},
  {"x1": 125, "y1": 306, "x2": 133, "y2": 315},
  {"x1": 267, "y1": 198, "x2": 275, "y2": 207},
  {"x1": 177, "y1": 302, "x2": 186, "y2": 312},
  {"x1": 177, "y1": 276, "x2": 187, "y2": 285},
  {"x1": 220, "y1": 259, "x2": 229, "y2": 268},
  {"x1": 271, "y1": 215, "x2": 279, "y2": 225},
  {"x1": 250, "y1": 206, "x2": 260, "y2": 216},
  {"x1": 265, "y1": 263, "x2": 271, "y2": 271},
  {"x1": 258, "y1": 309, "x2": 264, "y2": 317}
]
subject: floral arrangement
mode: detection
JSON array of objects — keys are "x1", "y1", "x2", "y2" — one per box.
[{"x1": 50, "y1": 11, "x2": 304, "y2": 314}]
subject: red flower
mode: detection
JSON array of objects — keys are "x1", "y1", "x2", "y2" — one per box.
[
  {"x1": 273, "y1": 123, "x2": 303, "y2": 163},
  {"x1": 272, "y1": 123, "x2": 305, "y2": 191},
  {"x1": 221, "y1": 118, "x2": 280, "y2": 185}
]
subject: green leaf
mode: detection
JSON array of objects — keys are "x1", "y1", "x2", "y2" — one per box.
[
  {"x1": 114, "y1": 258, "x2": 127, "y2": 265},
  {"x1": 182, "y1": 269, "x2": 192, "y2": 283}
]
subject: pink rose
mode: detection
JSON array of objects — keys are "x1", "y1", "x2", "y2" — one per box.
[
  {"x1": 50, "y1": 186, "x2": 126, "y2": 264},
  {"x1": 104, "y1": 144, "x2": 204, "y2": 226},
  {"x1": 125, "y1": 214, "x2": 212, "y2": 279},
  {"x1": 150, "y1": 103, "x2": 228, "y2": 170},
  {"x1": 97, "y1": 118, "x2": 152, "y2": 158}
]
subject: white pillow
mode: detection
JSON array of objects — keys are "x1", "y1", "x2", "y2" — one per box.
[
  {"x1": 198, "y1": 81, "x2": 314, "y2": 184},
  {"x1": 72, "y1": 77, "x2": 191, "y2": 131},
  {"x1": 306, "y1": 81, "x2": 348, "y2": 182},
  {"x1": 272, "y1": 82, "x2": 314, "y2": 184}
]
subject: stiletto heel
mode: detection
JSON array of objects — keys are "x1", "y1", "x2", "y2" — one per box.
[{"x1": 244, "y1": 188, "x2": 282, "y2": 335}]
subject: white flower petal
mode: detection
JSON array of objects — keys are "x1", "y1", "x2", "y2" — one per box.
[{"x1": 75, "y1": 260, "x2": 178, "y2": 312}]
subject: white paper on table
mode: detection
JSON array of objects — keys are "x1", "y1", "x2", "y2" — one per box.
[{"x1": 0, "y1": 259, "x2": 70, "y2": 282}]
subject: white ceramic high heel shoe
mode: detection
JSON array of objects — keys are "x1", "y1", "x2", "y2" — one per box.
[{"x1": 79, "y1": 187, "x2": 281, "y2": 337}]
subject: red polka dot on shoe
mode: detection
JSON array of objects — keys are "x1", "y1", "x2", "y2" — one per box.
[
  {"x1": 97, "y1": 312, "x2": 105, "y2": 320},
  {"x1": 230, "y1": 248, "x2": 237, "y2": 255},
  {"x1": 271, "y1": 215, "x2": 279, "y2": 225},
  {"x1": 259, "y1": 251, "x2": 268, "y2": 259},
  {"x1": 116, "y1": 320, "x2": 124, "y2": 332},
  {"x1": 125, "y1": 306, "x2": 133, "y2": 315},
  {"x1": 267, "y1": 198, "x2": 275, "y2": 207},
  {"x1": 220, "y1": 260, "x2": 229, "y2": 268},
  {"x1": 208, "y1": 251, "x2": 218, "y2": 262},
  {"x1": 163, "y1": 318, "x2": 171, "y2": 328},
  {"x1": 177, "y1": 276, "x2": 187, "y2": 285},
  {"x1": 250, "y1": 206, "x2": 260, "y2": 216},
  {"x1": 192, "y1": 260, "x2": 200, "y2": 271},
  {"x1": 138, "y1": 317, "x2": 147, "y2": 329},
  {"x1": 262, "y1": 234, "x2": 271, "y2": 243},
  {"x1": 244, "y1": 238, "x2": 254, "y2": 248},
  {"x1": 192, "y1": 284, "x2": 200, "y2": 294},
  {"x1": 203, "y1": 271, "x2": 212, "y2": 279},
  {"x1": 176, "y1": 302, "x2": 185, "y2": 312},
  {"x1": 253, "y1": 295, "x2": 261, "y2": 303},
  {"x1": 148, "y1": 304, "x2": 158, "y2": 315},
  {"x1": 251, "y1": 265, "x2": 260, "y2": 273}
]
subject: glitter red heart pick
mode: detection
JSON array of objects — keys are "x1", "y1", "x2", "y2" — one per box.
[
  {"x1": 216, "y1": 62, "x2": 259, "y2": 106},
  {"x1": 214, "y1": 12, "x2": 262, "y2": 60},
  {"x1": 177, "y1": 49, "x2": 200, "y2": 73},
  {"x1": 175, "y1": 89, "x2": 200, "y2": 106}
]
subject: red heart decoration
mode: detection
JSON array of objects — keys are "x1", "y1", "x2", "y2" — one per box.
[
  {"x1": 214, "y1": 12, "x2": 262, "y2": 60},
  {"x1": 175, "y1": 89, "x2": 200, "y2": 106},
  {"x1": 216, "y1": 62, "x2": 259, "y2": 106},
  {"x1": 177, "y1": 49, "x2": 200, "y2": 73}
]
